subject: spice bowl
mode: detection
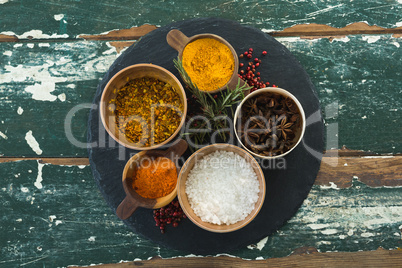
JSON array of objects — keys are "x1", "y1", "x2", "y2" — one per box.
[
  {"x1": 116, "y1": 139, "x2": 188, "y2": 220},
  {"x1": 100, "y1": 63, "x2": 187, "y2": 150},
  {"x1": 166, "y1": 29, "x2": 245, "y2": 93},
  {"x1": 234, "y1": 87, "x2": 306, "y2": 159},
  {"x1": 177, "y1": 144, "x2": 266, "y2": 233}
]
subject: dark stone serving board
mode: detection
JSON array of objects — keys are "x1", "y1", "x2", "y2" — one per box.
[{"x1": 87, "y1": 17, "x2": 324, "y2": 255}]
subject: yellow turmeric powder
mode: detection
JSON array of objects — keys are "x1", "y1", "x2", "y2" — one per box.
[
  {"x1": 132, "y1": 157, "x2": 177, "y2": 199},
  {"x1": 182, "y1": 38, "x2": 234, "y2": 92}
]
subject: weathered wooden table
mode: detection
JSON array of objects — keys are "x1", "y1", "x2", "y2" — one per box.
[{"x1": 1, "y1": 1, "x2": 401, "y2": 267}]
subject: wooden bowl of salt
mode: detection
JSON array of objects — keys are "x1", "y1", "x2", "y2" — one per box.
[
  {"x1": 166, "y1": 29, "x2": 246, "y2": 94},
  {"x1": 177, "y1": 144, "x2": 266, "y2": 233},
  {"x1": 116, "y1": 139, "x2": 188, "y2": 220}
]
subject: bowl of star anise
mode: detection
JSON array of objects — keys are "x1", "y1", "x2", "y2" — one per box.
[{"x1": 234, "y1": 87, "x2": 306, "y2": 159}]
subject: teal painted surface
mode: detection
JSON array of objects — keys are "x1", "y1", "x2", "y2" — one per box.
[
  {"x1": 0, "y1": 35, "x2": 401, "y2": 157},
  {"x1": 0, "y1": 160, "x2": 401, "y2": 267},
  {"x1": 0, "y1": 1, "x2": 401, "y2": 38}
]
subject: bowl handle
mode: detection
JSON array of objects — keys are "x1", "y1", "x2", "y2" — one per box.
[
  {"x1": 116, "y1": 196, "x2": 140, "y2": 220},
  {"x1": 166, "y1": 29, "x2": 190, "y2": 53},
  {"x1": 162, "y1": 139, "x2": 188, "y2": 160}
]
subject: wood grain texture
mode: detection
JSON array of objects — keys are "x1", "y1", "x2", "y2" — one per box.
[
  {"x1": 270, "y1": 22, "x2": 402, "y2": 38},
  {"x1": 1, "y1": 153, "x2": 400, "y2": 188},
  {"x1": 79, "y1": 25, "x2": 157, "y2": 41},
  {"x1": 85, "y1": 248, "x2": 402, "y2": 268},
  {"x1": 0, "y1": 36, "x2": 401, "y2": 157},
  {"x1": 1, "y1": 0, "x2": 401, "y2": 38},
  {"x1": 1, "y1": 160, "x2": 401, "y2": 267}
]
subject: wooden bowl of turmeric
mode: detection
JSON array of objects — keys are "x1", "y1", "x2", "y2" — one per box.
[
  {"x1": 166, "y1": 29, "x2": 243, "y2": 94},
  {"x1": 116, "y1": 139, "x2": 188, "y2": 220}
]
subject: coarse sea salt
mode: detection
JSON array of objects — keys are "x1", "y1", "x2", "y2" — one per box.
[{"x1": 185, "y1": 150, "x2": 260, "y2": 225}]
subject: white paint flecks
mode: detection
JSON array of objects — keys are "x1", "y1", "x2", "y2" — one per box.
[
  {"x1": 396, "y1": 21, "x2": 402, "y2": 27},
  {"x1": 0, "y1": 130, "x2": 8, "y2": 140},
  {"x1": 54, "y1": 14, "x2": 64, "y2": 21},
  {"x1": 27, "y1": 43, "x2": 34, "y2": 48},
  {"x1": 255, "y1": 237, "x2": 268, "y2": 250},
  {"x1": 21, "y1": 187, "x2": 29, "y2": 193},
  {"x1": 78, "y1": 165, "x2": 87, "y2": 169},
  {"x1": 362, "y1": 115, "x2": 367, "y2": 119},
  {"x1": 34, "y1": 162, "x2": 45, "y2": 189},
  {"x1": 25, "y1": 131, "x2": 43, "y2": 155},
  {"x1": 320, "y1": 182, "x2": 339, "y2": 190},
  {"x1": 392, "y1": 42, "x2": 400, "y2": 48},
  {"x1": 67, "y1": 84, "x2": 76, "y2": 89},
  {"x1": 57, "y1": 93, "x2": 66, "y2": 102},
  {"x1": 0, "y1": 0, "x2": 9, "y2": 4},
  {"x1": 55, "y1": 220, "x2": 63, "y2": 226},
  {"x1": 361, "y1": 232, "x2": 375, "y2": 238},
  {"x1": 39, "y1": 43, "x2": 50, "y2": 47},
  {"x1": 362, "y1": 35, "x2": 381, "y2": 44},
  {"x1": 3, "y1": 50, "x2": 12, "y2": 56},
  {"x1": 308, "y1": 223, "x2": 330, "y2": 230},
  {"x1": 15, "y1": 30, "x2": 68, "y2": 39},
  {"x1": 17, "y1": 106, "x2": 24, "y2": 115},
  {"x1": 305, "y1": 4, "x2": 343, "y2": 17},
  {"x1": 88, "y1": 236, "x2": 96, "y2": 242},
  {"x1": 49, "y1": 215, "x2": 57, "y2": 222},
  {"x1": 16, "y1": 218, "x2": 22, "y2": 222},
  {"x1": 332, "y1": 36, "x2": 350, "y2": 43},
  {"x1": 25, "y1": 82, "x2": 58, "y2": 102},
  {"x1": 339, "y1": 235, "x2": 346, "y2": 239},
  {"x1": 103, "y1": 42, "x2": 117, "y2": 55},
  {"x1": 321, "y1": 229, "x2": 339, "y2": 235},
  {"x1": 348, "y1": 229, "x2": 354, "y2": 236},
  {"x1": 14, "y1": 43, "x2": 22, "y2": 48}
]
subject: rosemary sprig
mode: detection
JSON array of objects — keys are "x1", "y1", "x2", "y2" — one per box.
[{"x1": 174, "y1": 57, "x2": 251, "y2": 146}]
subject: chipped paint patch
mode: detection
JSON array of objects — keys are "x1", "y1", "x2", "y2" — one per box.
[
  {"x1": 320, "y1": 182, "x2": 339, "y2": 190},
  {"x1": 15, "y1": 29, "x2": 68, "y2": 39},
  {"x1": 308, "y1": 223, "x2": 330, "y2": 230},
  {"x1": 255, "y1": 237, "x2": 268, "y2": 250},
  {"x1": 34, "y1": 161, "x2": 45, "y2": 189},
  {"x1": 396, "y1": 21, "x2": 402, "y2": 27},
  {"x1": 25, "y1": 82, "x2": 58, "y2": 102},
  {"x1": 3, "y1": 50, "x2": 12, "y2": 56},
  {"x1": 321, "y1": 229, "x2": 339, "y2": 235},
  {"x1": 361, "y1": 232, "x2": 375, "y2": 238},
  {"x1": 55, "y1": 220, "x2": 63, "y2": 226},
  {"x1": 362, "y1": 35, "x2": 381, "y2": 44},
  {"x1": 58, "y1": 93, "x2": 66, "y2": 102},
  {"x1": 49, "y1": 215, "x2": 57, "y2": 222},
  {"x1": 25, "y1": 130, "x2": 43, "y2": 155},
  {"x1": 13, "y1": 43, "x2": 22, "y2": 48},
  {"x1": 0, "y1": 130, "x2": 8, "y2": 140},
  {"x1": 39, "y1": 43, "x2": 50, "y2": 47},
  {"x1": 21, "y1": 187, "x2": 29, "y2": 193},
  {"x1": 392, "y1": 42, "x2": 400, "y2": 48},
  {"x1": 332, "y1": 36, "x2": 350, "y2": 43},
  {"x1": 0, "y1": 0, "x2": 9, "y2": 4},
  {"x1": 88, "y1": 236, "x2": 96, "y2": 242},
  {"x1": 54, "y1": 14, "x2": 64, "y2": 21},
  {"x1": 27, "y1": 43, "x2": 34, "y2": 48},
  {"x1": 17, "y1": 106, "x2": 24, "y2": 115}
]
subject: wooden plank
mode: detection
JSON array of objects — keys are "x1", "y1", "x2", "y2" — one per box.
[
  {"x1": 1, "y1": 160, "x2": 401, "y2": 267},
  {"x1": 1, "y1": 35, "x2": 400, "y2": 157},
  {"x1": 86, "y1": 248, "x2": 402, "y2": 268},
  {"x1": 79, "y1": 25, "x2": 157, "y2": 41},
  {"x1": 1, "y1": 154, "x2": 401, "y2": 188},
  {"x1": 1, "y1": 1, "x2": 402, "y2": 39}
]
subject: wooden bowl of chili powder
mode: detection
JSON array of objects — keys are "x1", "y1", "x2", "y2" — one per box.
[
  {"x1": 116, "y1": 139, "x2": 188, "y2": 220},
  {"x1": 100, "y1": 64, "x2": 187, "y2": 150}
]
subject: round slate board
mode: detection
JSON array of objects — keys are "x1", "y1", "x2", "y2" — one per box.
[{"x1": 87, "y1": 18, "x2": 324, "y2": 254}]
